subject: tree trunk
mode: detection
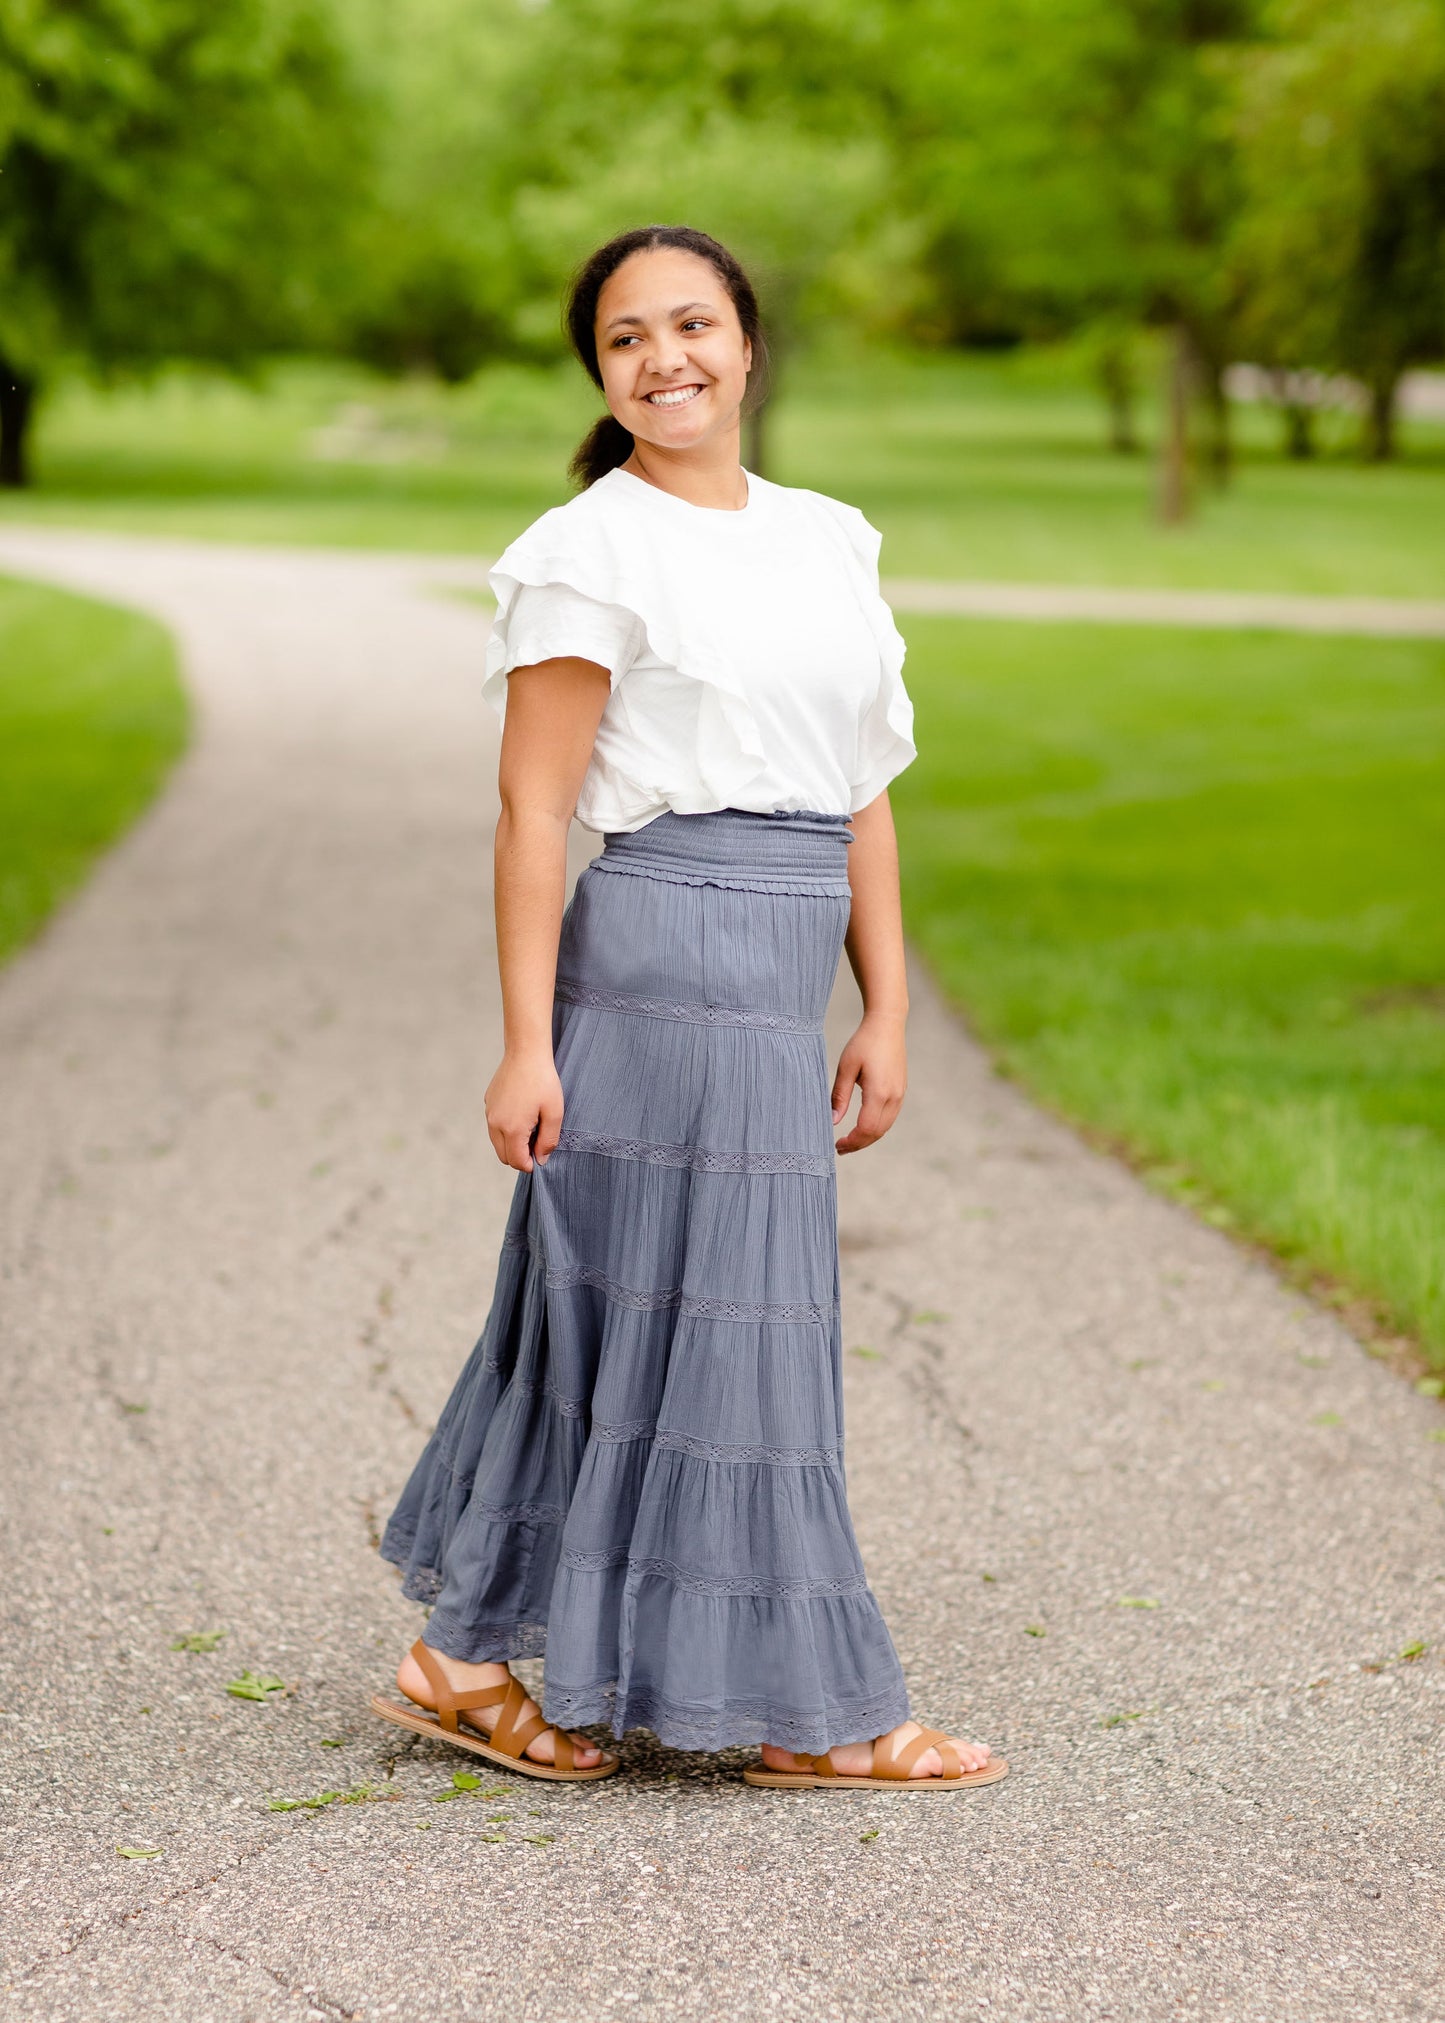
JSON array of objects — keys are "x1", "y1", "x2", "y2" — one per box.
[
  {"x1": 1200, "y1": 349, "x2": 1231, "y2": 489},
  {"x1": 0, "y1": 366, "x2": 37, "y2": 489},
  {"x1": 1097, "y1": 337, "x2": 1138, "y2": 454},
  {"x1": 1283, "y1": 403, "x2": 1315, "y2": 460},
  {"x1": 1156, "y1": 324, "x2": 1193, "y2": 525},
  {"x1": 1364, "y1": 376, "x2": 1397, "y2": 461}
]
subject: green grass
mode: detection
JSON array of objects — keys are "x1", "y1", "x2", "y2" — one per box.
[
  {"x1": 0, "y1": 576, "x2": 189, "y2": 962},
  {"x1": 5, "y1": 346, "x2": 1443, "y2": 595},
  {"x1": 892, "y1": 616, "x2": 1445, "y2": 1365}
]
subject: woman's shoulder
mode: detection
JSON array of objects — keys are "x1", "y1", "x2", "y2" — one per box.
[
  {"x1": 749, "y1": 475, "x2": 882, "y2": 568},
  {"x1": 489, "y1": 473, "x2": 649, "y2": 606}
]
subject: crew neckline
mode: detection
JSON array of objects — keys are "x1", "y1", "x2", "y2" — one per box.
[{"x1": 607, "y1": 466, "x2": 756, "y2": 517}]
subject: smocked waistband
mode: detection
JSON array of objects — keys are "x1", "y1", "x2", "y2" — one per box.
[{"x1": 596, "y1": 808, "x2": 853, "y2": 893}]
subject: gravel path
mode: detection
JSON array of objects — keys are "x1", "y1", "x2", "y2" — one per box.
[{"x1": 1, "y1": 527, "x2": 1442, "y2": 2023}]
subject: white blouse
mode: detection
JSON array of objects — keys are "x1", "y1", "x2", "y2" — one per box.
[{"x1": 483, "y1": 465, "x2": 915, "y2": 835}]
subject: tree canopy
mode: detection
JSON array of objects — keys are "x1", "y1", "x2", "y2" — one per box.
[{"x1": 2, "y1": 0, "x2": 1442, "y2": 487}]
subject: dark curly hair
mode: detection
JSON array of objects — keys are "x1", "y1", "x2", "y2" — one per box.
[{"x1": 564, "y1": 225, "x2": 769, "y2": 489}]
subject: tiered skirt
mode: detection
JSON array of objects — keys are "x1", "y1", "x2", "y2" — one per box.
[{"x1": 380, "y1": 807, "x2": 910, "y2": 1754}]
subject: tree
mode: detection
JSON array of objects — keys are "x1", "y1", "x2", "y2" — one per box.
[
  {"x1": 1231, "y1": 0, "x2": 1445, "y2": 460},
  {"x1": 0, "y1": 0, "x2": 362, "y2": 485},
  {"x1": 345, "y1": 0, "x2": 899, "y2": 471},
  {"x1": 887, "y1": 0, "x2": 1262, "y2": 516}
]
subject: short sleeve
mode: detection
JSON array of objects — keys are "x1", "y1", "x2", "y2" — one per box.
[
  {"x1": 487, "y1": 581, "x2": 645, "y2": 710},
  {"x1": 809, "y1": 498, "x2": 915, "y2": 811}
]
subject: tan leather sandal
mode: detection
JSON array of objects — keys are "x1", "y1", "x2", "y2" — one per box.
[
  {"x1": 742, "y1": 1726, "x2": 1008, "y2": 1791},
  {"x1": 370, "y1": 1640, "x2": 620, "y2": 1782}
]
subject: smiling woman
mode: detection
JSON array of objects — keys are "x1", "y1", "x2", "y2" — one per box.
[
  {"x1": 371, "y1": 224, "x2": 1007, "y2": 1795},
  {"x1": 564, "y1": 225, "x2": 769, "y2": 496}
]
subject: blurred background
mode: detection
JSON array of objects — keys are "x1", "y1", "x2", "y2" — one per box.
[{"x1": 1, "y1": 0, "x2": 1442, "y2": 1366}]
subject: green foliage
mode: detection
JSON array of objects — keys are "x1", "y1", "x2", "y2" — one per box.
[
  {"x1": 170, "y1": 1631, "x2": 226, "y2": 1653},
  {"x1": 225, "y1": 1670, "x2": 288, "y2": 1700},
  {"x1": 1231, "y1": 0, "x2": 1445, "y2": 452},
  {"x1": 0, "y1": 574, "x2": 187, "y2": 963},
  {"x1": 0, "y1": 0, "x2": 364, "y2": 478},
  {"x1": 893, "y1": 615, "x2": 1445, "y2": 1362}
]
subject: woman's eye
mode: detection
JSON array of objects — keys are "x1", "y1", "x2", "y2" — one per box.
[{"x1": 681, "y1": 319, "x2": 709, "y2": 331}]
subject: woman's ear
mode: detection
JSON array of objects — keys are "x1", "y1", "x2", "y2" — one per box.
[{"x1": 743, "y1": 336, "x2": 753, "y2": 374}]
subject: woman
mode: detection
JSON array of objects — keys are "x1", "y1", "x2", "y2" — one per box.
[{"x1": 373, "y1": 225, "x2": 1005, "y2": 1793}]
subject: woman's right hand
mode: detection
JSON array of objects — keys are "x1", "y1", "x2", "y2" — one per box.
[{"x1": 484, "y1": 1046, "x2": 565, "y2": 1172}]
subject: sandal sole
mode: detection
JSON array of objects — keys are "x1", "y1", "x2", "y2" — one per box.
[
  {"x1": 742, "y1": 1758, "x2": 1009, "y2": 1792},
  {"x1": 370, "y1": 1695, "x2": 620, "y2": 1780}
]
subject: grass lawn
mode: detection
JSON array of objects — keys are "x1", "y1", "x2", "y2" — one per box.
[
  {"x1": 4, "y1": 347, "x2": 1443, "y2": 596},
  {"x1": 0, "y1": 576, "x2": 189, "y2": 964},
  {"x1": 892, "y1": 615, "x2": 1445, "y2": 1368}
]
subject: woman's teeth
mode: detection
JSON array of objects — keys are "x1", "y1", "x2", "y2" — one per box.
[{"x1": 645, "y1": 385, "x2": 703, "y2": 408}]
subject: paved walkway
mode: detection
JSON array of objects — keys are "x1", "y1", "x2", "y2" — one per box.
[{"x1": 1, "y1": 526, "x2": 1442, "y2": 2023}]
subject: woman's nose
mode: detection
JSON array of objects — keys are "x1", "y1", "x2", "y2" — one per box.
[{"x1": 644, "y1": 333, "x2": 688, "y2": 376}]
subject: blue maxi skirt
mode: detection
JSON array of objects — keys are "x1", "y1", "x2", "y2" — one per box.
[{"x1": 380, "y1": 808, "x2": 911, "y2": 1755}]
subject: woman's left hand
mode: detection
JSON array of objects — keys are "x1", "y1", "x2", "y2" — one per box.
[{"x1": 831, "y1": 1014, "x2": 907, "y2": 1155}]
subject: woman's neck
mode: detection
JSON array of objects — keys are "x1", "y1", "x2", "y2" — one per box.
[{"x1": 622, "y1": 434, "x2": 748, "y2": 511}]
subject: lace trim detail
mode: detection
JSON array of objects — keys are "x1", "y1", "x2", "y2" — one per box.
[
  {"x1": 683, "y1": 1294, "x2": 836, "y2": 1323},
  {"x1": 627, "y1": 1556, "x2": 870, "y2": 1599},
  {"x1": 560, "y1": 1546, "x2": 631, "y2": 1572},
  {"x1": 469, "y1": 1499, "x2": 569, "y2": 1525},
  {"x1": 590, "y1": 1417, "x2": 658, "y2": 1444},
  {"x1": 538, "y1": 1681, "x2": 912, "y2": 1755},
  {"x1": 473, "y1": 1370, "x2": 588, "y2": 1418},
  {"x1": 496, "y1": 1244, "x2": 838, "y2": 1325},
  {"x1": 556, "y1": 1129, "x2": 831, "y2": 1177},
  {"x1": 654, "y1": 1429, "x2": 839, "y2": 1466},
  {"x1": 587, "y1": 856, "x2": 853, "y2": 899},
  {"x1": 555, "y1": 979, "x2": 823, "y2": 1033}
]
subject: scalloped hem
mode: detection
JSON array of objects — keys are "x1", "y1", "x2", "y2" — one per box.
[{"x1": 542, "y1": 1679, "x2": 913, "y2": 1756}]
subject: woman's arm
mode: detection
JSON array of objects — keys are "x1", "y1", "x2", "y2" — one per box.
[
  {"x1": 832, "y1": 788, "x2": 909, "y2": 1154},
  {"x1": 486, "y1": 656, "x2": 611, "y2": 1172}
]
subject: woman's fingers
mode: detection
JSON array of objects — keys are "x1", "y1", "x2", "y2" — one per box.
[
  {"x1": 489, "y1": 1116, "x2": 535, "y2": 1172},
  {"x1": 831, "y1": 1050, "x2": 862, "y2": 1124},
  {"x1": 532, "y1": 1092, "x2": 565, "y2": 1165},
  {"x1": 835, "y1": 1085, "x2": 903, "y2": 1155}
]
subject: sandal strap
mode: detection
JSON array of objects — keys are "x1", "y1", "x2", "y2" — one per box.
[
  {"x1": 809, "y1": 1750, "x2": 838, "y2": 1777},
  {"x1": 552, "y1": 1727, "x2": 575, "y2": 1774},
  {"x1": 874, "y1": 1726, "x2": 954, "y2": 1781},
  {"x1": 409, "y1": 1640, "x2": 510, "y2": 1735},
  {"x1": 487, "y1": 1673, "x2": 549, "y2": 1761}
]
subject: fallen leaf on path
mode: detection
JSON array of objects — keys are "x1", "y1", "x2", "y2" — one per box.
[
  {"x1": 1024, "y1": 1625, "x2": 1046, "y2": 1638},
  {"x1": 1399, "y1": 1641, "x2": 1428, "y2": 1662},
  {"x1": 116, "y1": 1846, "x2": 162, "y2": 1860},
  {"x1": 171, "y1": 1632, "x2": 225, "y2": 1654},
  {"x1": 1117, "y1": 1597, "x2": 1160, "y2": 1610},
  {"x1": 1311, "y1": 1412, "x2": 1343, "y2": 1428},
  {"x1": 268, "y1": 1783, "x2": 392, "y2": 1812},
  {"x1": 225, "y1": 1671, "x2": 287, "y2": 1701},
  {"x1": 859, "y1": 1829, "x2": 879, "y2": 1843}
]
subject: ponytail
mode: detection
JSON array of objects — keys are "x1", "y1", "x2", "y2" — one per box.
[{"x1": 568, "y1": 413, "x2": 635, "y2": 490}]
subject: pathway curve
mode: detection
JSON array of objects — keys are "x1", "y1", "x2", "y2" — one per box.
[{"x1": 1, "y1": 526, "x2": 1442, "y2": 2023}]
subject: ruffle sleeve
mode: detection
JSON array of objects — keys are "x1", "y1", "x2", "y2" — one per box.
[
  {"x1": 483, "y1": 489, "x2": 770, "y2": 809},
  {"x1": 809, "y1": 495, "x2": 917, "y2": 811},
  {"x1": 489, "y1": 581, "x2": 645, "y2": 692}
]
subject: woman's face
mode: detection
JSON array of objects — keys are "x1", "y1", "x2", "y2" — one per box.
[{"x1": 594, "y1": 247, "x2": 752, "y2": 455}]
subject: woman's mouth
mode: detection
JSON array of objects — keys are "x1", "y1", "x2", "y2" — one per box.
[{"x1": 644, "y1": 384, "x2": 704, "y2": 409}]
